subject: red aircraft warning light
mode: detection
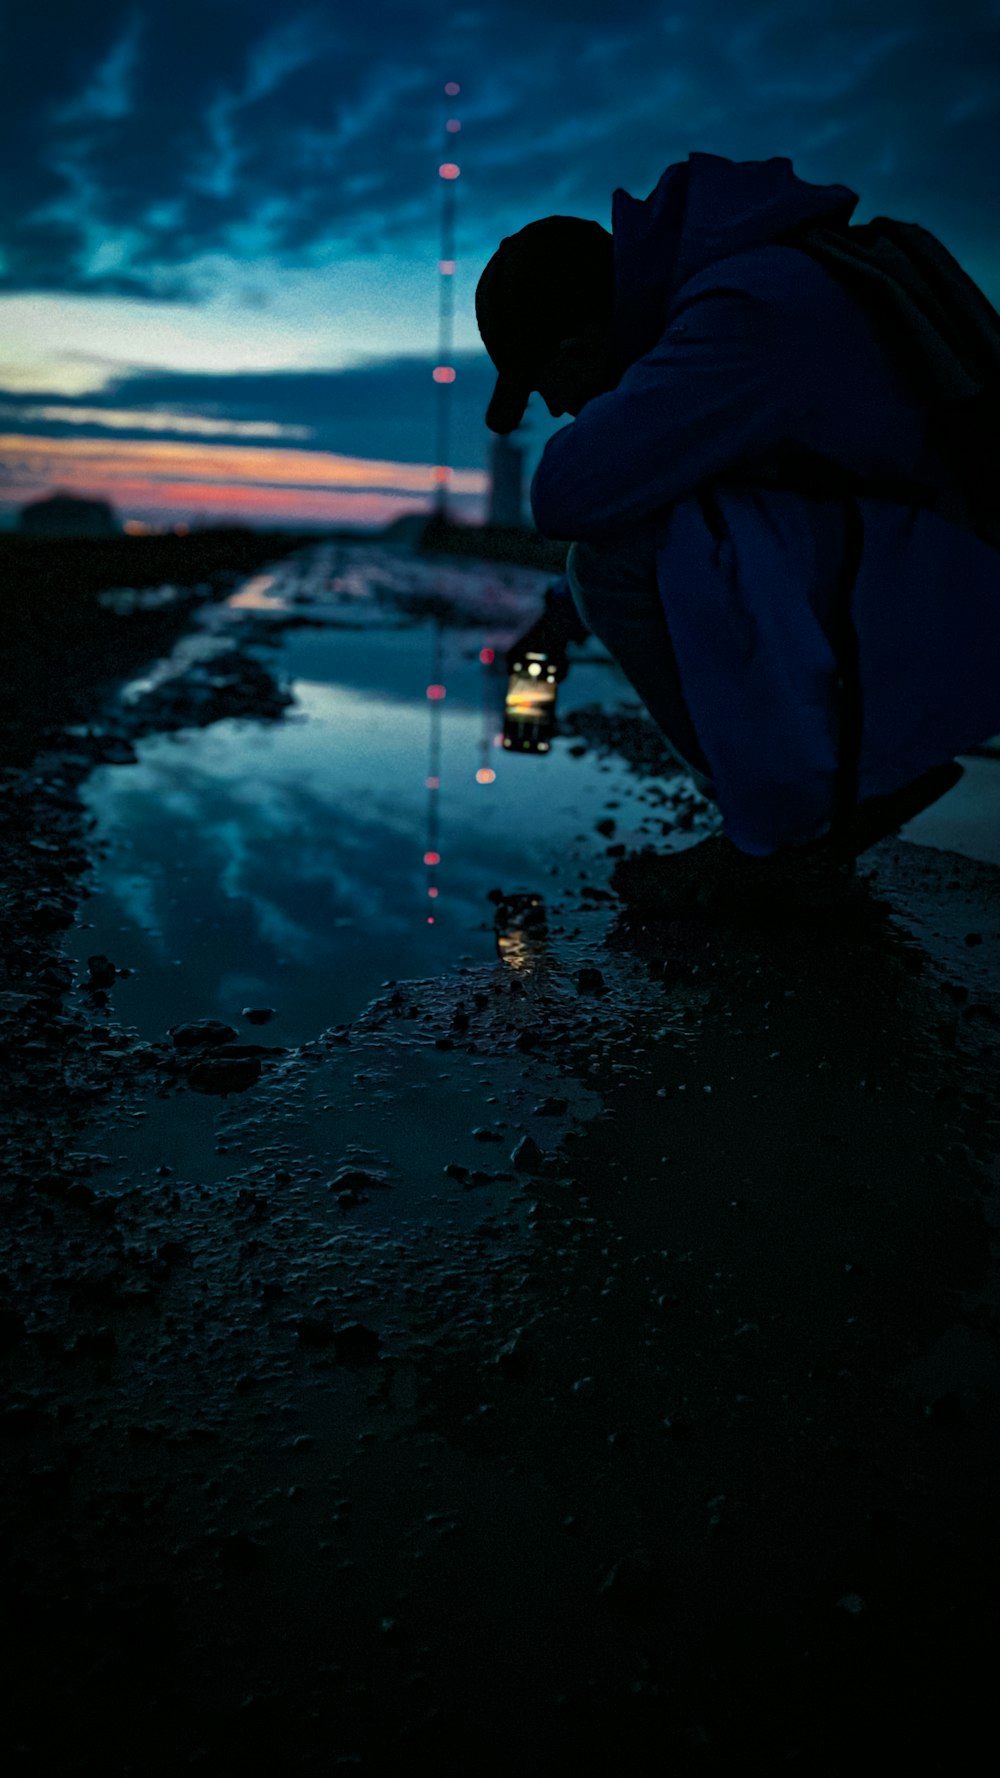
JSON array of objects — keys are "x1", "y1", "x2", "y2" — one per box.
[
  {"x1": 432, "y1": 366, "x2": 456, "y2": 383},
  {"x1": 445, "y1": 81, "x2": 460, "y2": 95},
  {"x1": 423, "y1": 851, "x2": 441, "y2": 866},
  {"x1": 478, "y1": 646, "x2": 494, "y2": 664},
  {"x1": 439, "y1": 163, "x2": 460, "y2": 180},
  {"x1": 426, "y1": 683, "x2": 446, "y2": 700}
]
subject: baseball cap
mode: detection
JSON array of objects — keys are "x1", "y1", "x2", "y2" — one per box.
[{"x1": 475, "y1": 216, "x2": 613, "y2": 433}]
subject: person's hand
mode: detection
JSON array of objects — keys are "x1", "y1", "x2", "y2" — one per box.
[{"x1": 504, "y1": 612, "x2": 572, "y2": 681}]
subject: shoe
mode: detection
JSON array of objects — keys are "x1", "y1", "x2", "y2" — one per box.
[
  {"x1": 611, "y1": 760, "x2": 964, "y2": 919},
  {"x1": 826, "y1": 760, "x2": 964, "y2": 861},
  {"x1": 611, "y1": 833, "x2": 853, "y2": 920}
]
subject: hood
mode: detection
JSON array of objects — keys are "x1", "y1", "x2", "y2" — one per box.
[{"x1": 612, "y1": 151, "x2": 859, "y2": 365}]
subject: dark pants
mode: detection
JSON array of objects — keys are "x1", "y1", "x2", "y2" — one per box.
[
  {"x1": 566, "y1": 527, "x2": 716, "y2": 798},
  {"x1": 566, "y1": 498, "x2": 866, "y2": 843}
]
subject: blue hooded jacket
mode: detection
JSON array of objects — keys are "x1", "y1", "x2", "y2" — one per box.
[{"x1": 531, "y1": 152, "x2": 1000, "y2": 854}]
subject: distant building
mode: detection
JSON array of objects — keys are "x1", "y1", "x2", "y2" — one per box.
[
  {"x1": 487, "y1": 433, "x2": 525, "y2": 528},
  {"x1": 17, "y1": 491, "x2": 121, "y2": 538},
  {"x1": 382, "y1": 512, "x2": 433, "y2": 548}
]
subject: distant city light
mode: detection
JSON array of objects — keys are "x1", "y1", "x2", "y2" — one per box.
[
  {"x1": 432, "y1": 365, "x2": 456, "y2": 383},
  {"x1": 428, "y1": 886, "x2": 439, "y2": 898},
  {"x1": 445, "y1": 81, "x2": 460, "y2": 94},
  {"x1": 427, "y1": 684, "x2": 446, "y2": 699},
  {"x1": 424, "y1": 850, "x2": 441, "y2": 865},
  {"x1": 426, "y1": 775, "x2": 440, "y2": 789},
  {"x1": 478, "y1": 646, "x2": 495, "y2": 664},
  {"x1": 476, "y1": 768, "x2": 497, "y2": 784},
  {"x1": 446, "y1": 119, "x2": 461, "y2": 132},
  {"x1": 439, "y1": 260, "x2": 456, "y2": 274},
  {"x1": 439, "y1": 163, "x2": 460, "y2": 179},
  {"x1": 527, "y1": 661, "x2": 542, "y2": 676}
]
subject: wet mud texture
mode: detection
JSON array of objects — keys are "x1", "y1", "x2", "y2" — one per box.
[{"x1": 3, "y1": 594, "x2": 1000, "y2": 1775}]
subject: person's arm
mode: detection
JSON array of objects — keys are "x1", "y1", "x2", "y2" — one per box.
[
  {"x1": 543, "y1": 573, "x2": 589, "y2": 641},
  {"x1": 530, "y1": 279, "x2": 812, "y2": 541},
  {"x1": 503, "y1": 573, "x2": 588, "y2": 680}
]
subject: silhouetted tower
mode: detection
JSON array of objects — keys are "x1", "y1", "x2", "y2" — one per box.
[
  {"x1": 487, "y1": 431, "x2": 525, "y2": 527},
  {"x1": 432, "y1": 82, "x2": 461, "y2": 519}
]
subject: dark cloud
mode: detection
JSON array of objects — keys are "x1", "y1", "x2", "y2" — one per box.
[
  {"x1": 0, "y1": 351, "x2": 567, "y2": 473},
  {"x1": 3, "y1": 1, "x2": 998, "y2": 300}
]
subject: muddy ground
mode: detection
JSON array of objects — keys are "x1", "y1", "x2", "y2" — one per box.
[{"x1": 2, "y1": 549, "x2": 999, "y2": 1776}]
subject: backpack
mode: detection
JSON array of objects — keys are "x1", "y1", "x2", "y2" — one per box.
[{"x1": 749, "y1": 215, "x2": 1000, "y2": 552}]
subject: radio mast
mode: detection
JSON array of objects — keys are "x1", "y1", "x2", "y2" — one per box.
[{"x1": 432, "y1": 81, "x2": 461, "y2": 520}]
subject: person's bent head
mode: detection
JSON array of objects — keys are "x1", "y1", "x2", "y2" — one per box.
[{"x1": 476, "y1": 216, "x2": 619, "y2": 432}]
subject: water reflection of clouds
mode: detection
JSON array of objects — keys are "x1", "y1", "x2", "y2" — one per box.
[
  {"x1": 93, "y1": 735, "x2": 441, "y2": 968},
  {"x1": 75, "y1": 603, "x2": 648, "y2": 1041}
]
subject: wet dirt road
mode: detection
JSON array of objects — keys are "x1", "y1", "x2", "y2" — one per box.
[{"x1": 2, "y1": 542, "x2": 999, "y2": 1776}]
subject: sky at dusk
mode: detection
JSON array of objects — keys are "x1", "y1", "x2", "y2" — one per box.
[{"x1": 2, "y1": 1, "x2": 998, "y2": 531}]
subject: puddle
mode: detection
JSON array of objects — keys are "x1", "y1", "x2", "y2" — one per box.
[
  {"x1": 67, "y1": 545, "x2": 712, "y2": 1048},
  {"x1": 899, "y1": 753, "x2": 1000, "y2": 867}
]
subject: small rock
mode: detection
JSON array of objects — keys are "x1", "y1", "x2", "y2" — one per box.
[
  {"x1": 496, "y1": 1334, "x2": 532, "y2": 1376},
  {"x1": 511, "y1": 1135, "x2": 544, "y2": 1172},
  {"x1": 87, "y1": 955, "x2": 118, "y2": 989},
  {"x1": 598, "y1": 1553, "x2": 660, "y2": 1612},
  {"x1": 472, "y1": 1126, "x2": 503, "y2": 1142},
  {"x1": 0, "y1": 992, "x2": 34, "y2": 1016},
  {"x1": 158, "y1": 1240, "x2": 190, "y2": 1266},
  {"x1": 169, "y1": 1019, "x2": 239, "y2": 1050},
  {"x1": 577, "y1": 966, "x2": 607, "y2": 995},
  {"x1": 334, "y1": 1322, "x2": 380, "y2": 1364},
  {"x1": 243, "y1": 1007, "x2": 275, "y2": 1025},
  {"x1": 329, "y1": 1166, "x2": 392, "y2": 1192},
  {"x1": 835, "y1": 1593, "x2": 867, "y2": 1615},
  {"x1": 0, "y1": 1309, "x2": 26, "y2": 1349},
  {"x1": 218, "y1": 1531, "x2": 265, "y2": 1568},
  {"x1": 98, "y1": 737, "x2": 139, "y2": 765},
  {"x1": 188, "y1": 1055, "x2": 261, "y2": 1095},
  {"x1": 532, "y1": 1097, "x2": 568, "y2": 1117},
  {"x1": 75, "y1": 1326, "x2": 117, "y2": 1358}
]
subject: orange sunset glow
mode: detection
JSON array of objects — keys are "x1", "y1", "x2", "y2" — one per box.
[{"x1": 0, "y1": 433, "x2": 489, "y2": 528}]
